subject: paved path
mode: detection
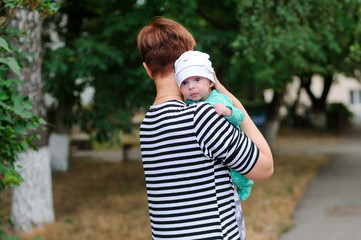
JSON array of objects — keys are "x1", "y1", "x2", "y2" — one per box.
[{"x1": 277, "y1": 124, "x2": 361, "y2": 240}]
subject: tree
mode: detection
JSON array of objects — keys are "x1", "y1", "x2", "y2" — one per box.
[
  {"x1": 297, "y1": 0, "x2": 361, "y2": 128},
  {"x1": 1, "y1": 0, "x2": 59, "y2": 233},
  {"x1": 42, "y1": 0, "x2": 361, "y2": 149},
  {"x1": 228, "y1": 0, "x2": 361, "y2": 144},
  {"x1": 227, "y1": 1, "x2": 314, "y2": 148},
  {"x1": 0, "y1": 28, "x2": 43, "y2": 240},
  {"x1": 43, "y1": 0, "x2": 260, "y2": 142},
  {"x1": 43, "y1": 0, "x2": 155, "y2": 142}
]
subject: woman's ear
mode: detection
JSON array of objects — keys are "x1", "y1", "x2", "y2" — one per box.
[{"x1": 143, "y1": 62, "x2": 154, "y2": 79}]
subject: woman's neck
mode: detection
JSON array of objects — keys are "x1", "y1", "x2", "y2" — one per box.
[{"x1": 153, "y1": 73, "x2": 183, "y2": 105}]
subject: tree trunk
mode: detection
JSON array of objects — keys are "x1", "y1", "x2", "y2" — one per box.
[
  {"x1": 301, "y1": 74, "x2": 333, "y2": 129},
  {"x1": 263, "y1": 86, "x2": 286, "y2": 150},
  {"x1": 309, "y1": 110, "x2": 327, "y2": 129},
  {"x1": 11, "y1": 149, "x2": 54, "y2": 233},
  {"x1": 9, "y1": 8, "x2": 54, "y2": 233},
  {"x1": 48, "y1": 103, "x2": 71, "y2": 172}
]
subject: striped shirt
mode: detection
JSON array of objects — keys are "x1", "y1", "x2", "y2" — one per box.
[{"x1": 140, "y1": 100, "x2": 259, "y2": 240}]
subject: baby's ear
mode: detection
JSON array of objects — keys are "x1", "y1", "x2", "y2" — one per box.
[{"x1": 210, "y1": 81, "x2": 215, "y2": 88}]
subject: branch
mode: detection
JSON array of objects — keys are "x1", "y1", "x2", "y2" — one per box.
[
  {"x1": 300, "y1": 74, "x2": 317, "y2": 104},
  {"x1": 196, "y1": 9, "x2": 239, "y2": 31},
  {"x1": 320, "y1": 73, "x2": 333, "y2": 102}
]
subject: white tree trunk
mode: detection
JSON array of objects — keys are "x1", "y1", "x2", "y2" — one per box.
[
  {"x1": 263, "y1": 120, "x2": 280, "y2": 150},
  {"x1": 11, "y1": 148, "x2": 54, "y2": 233},
  {"x1": 9, "y1": 8, "x2": 54, "y2": 232},
  {"x1": 310, "y1": 111, "x2": 327, "y2": 129},
  {"x1": 49, "y1": 133, "x2": 70, "y2": 172}
]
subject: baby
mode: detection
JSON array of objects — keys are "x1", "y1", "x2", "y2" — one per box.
[{"x1": 174, "y1": 50, "x2": 254, "y2": 201}]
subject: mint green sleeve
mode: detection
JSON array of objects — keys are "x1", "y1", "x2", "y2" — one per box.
[
  {"x1": 204, "y1": 90, "x2": 245, "y2": 128},
  {"x1": 224, "y1": 104, "x2": 245, "y2": 128}
]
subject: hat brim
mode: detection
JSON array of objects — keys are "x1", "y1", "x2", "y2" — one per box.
[{"x1": 176, "y1": 66, "x2": 214, "y2": 88}]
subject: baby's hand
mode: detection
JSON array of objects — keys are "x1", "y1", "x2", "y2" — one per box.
[{"x1": 214, "y1": 103, "x2": 232, "y2": 117}]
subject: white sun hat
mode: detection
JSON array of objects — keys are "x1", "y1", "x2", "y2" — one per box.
[{"x1": 174, "y1": 50, "x2": 214, "y2": 88}]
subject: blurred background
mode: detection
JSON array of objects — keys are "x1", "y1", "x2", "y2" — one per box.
[{"x1": 1, "y1": 0, "x2": 361, "y2": 239}]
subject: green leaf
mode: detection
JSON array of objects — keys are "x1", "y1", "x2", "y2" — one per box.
[
  {"x1": 0, "y1": 57, "x2": 21, "y2": 76},
  {"x1": 0, "y1": 78, "x2": 22, "y2": 87},
  {"x1": 20, "y1": 141, "x2": 29, "y2": 151},
  {"x1": 0, "y1": 229, "x2": 10, "y2": 240},
  {"x1": 12, "y1": 95, "x2": 32, "y2": 118},
  {"x1": 33, "y1": 134, "x2": 41, "y2": 139},
  {"x1": 0, "y1": 37, "x2": 12, "y2": 52},
  {"x1": 7, "y1": 217, "x2": 14, "y2": 227},
  {"x1": 4, "y1": 173, "x2": 23, "y2": 186},
  {"x1": 10, "y1": 234, "x2": 21, "y2": 240},
  {"x1": 14, "y1": 122, "x2": 28, "y2": 135},
  {"x1": 0, "y1": 88, "x2": 8, "y2": 101},
  {"x1": 39, "y1": 118, "x2": 47, "y2": 125}
]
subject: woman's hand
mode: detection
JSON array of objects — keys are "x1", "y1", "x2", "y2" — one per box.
[
  {"x1": 213, "y1": 72, "x2": 226, "y2": 94},
  {"x1": 212, "y1": 71, "x2": 240, "y2": 108}
]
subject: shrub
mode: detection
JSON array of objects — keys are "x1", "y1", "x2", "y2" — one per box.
[{"x1": 326, "y1": 102, "x2": 354, "y2": 132}]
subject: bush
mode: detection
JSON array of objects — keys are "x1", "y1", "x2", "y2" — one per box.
[{"x1": 326, "y1": 102, "x2": 354, "y2": 132}]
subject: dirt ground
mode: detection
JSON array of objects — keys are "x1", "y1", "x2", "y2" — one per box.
[{"x1": 1, "y1": 128, "x2": 342, "y2": 240}]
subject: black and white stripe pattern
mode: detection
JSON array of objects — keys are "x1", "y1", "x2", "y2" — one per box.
[{"x1": 140, "y1": 100, "x2": 259, "y2": 240}]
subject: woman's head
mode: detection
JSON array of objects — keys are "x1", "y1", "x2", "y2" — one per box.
[{"x1": 137, "y1": 17, "x2": 196, "y2": 78}]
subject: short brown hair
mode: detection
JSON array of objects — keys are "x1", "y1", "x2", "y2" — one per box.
[{"x1": 137, "y1": 17, "x2": 196, "y2": 77}]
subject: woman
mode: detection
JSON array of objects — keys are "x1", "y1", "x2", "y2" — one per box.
[{"x1": 137, "y1": 17, "x2": 273, "y2": 240}]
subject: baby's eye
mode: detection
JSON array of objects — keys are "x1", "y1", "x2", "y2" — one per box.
[
  {"x1": 195, "y1": 77, "x2": 201, "y2": 82},
  {"x1": 182, "y1": 81, "x2": 188, "y2": 86}
]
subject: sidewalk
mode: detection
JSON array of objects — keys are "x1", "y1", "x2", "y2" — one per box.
[{"x1": 277, "y1": 123, "x2": 361, "y2": 240}]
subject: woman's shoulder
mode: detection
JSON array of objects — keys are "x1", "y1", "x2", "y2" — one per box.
[
  {"x1": 192, "y1": 101, "x2": 220, "y2": 123},
  {"x1": 192, "y1": 101, "x2": 214, "y2": 111},
  {"x1": 146, "y1": 100, "x2": 214, "y2": 118}
]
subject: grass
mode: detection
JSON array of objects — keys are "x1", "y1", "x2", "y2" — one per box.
[{"x1": 1, "y1": 128, "x2": 339, "y2": 240}]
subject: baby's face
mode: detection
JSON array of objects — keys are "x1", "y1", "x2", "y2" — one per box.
[{"x1": 180, "y1": 76, "x2": 214, "y2": 102}]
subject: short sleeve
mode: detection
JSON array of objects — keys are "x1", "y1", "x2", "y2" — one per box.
[{"x1": 193, "y1": 102, "x2": 259, "y2": 175}]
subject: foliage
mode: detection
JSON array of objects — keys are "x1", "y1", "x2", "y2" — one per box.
[
  {"x1": 296, "y1": 0, "x2": 361, "y2": 115},
  {"x1": 305, "y1": 0, "x2": 361, "y2": 76},
  {"x1": 42, "y1": 0, "x2": 361, "y2": 141},
  {"x1": 218, "y1": 1, "x2": 310, "y2": 103},
  {"x1": 226, "y1": 0, "x2": 360, "y2": 128},
  {"x1": 326, "y1": 102, "x2": 354, "y2": 132},
  {"x1": 42, "y1": 0, "x2": 204, "y2": 141},
  {"x1": 43, "y1": 0, "x2": 255, "y2": 141},
  {"x1": 3, "y1": 0, "x2": 59, "y2": 18}
]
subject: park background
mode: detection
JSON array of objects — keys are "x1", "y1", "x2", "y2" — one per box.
[{"x1": 1, "y1": 0, "x2": 361, "y2": 239}]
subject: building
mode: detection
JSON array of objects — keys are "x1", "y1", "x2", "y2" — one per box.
[{"x1": 265, "y1": 74, "x2": 361, "y2": 125}]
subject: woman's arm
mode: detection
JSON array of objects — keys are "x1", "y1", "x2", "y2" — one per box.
[{"x1": 213, "y1": 73, "x2": 274, "y2": 181}]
